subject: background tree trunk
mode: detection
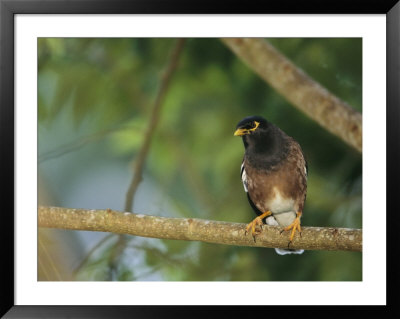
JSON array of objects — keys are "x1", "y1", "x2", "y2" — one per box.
[{"x1": 222, "y1": 38, "x2": 362, "y2": 152}]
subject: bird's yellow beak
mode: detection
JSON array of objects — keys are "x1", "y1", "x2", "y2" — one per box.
[
  {"x1": 234, "y1": 121, "x2": 260, "y2": 136},
  {"x1": 234, "y1": 128, "x2": 247, "y2": 136}
]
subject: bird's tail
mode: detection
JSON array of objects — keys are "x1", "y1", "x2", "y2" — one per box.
[
  {"x1": 264, "y1": 215, "x2": 305, "y2": 255},
  {"x1": 275, "y1": 248, "x2": 304, "y2": 255}
]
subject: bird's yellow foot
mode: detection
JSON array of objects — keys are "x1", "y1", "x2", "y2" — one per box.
[
  {"x1": 245, "y1": 211, "x2": 271, "y2": 239},
  {"x1": 281, "y1": 212, "x2": 302, "y2": 242}
]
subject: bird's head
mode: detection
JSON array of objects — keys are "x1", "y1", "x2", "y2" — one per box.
[
  {"x1": 234, "y1": 115, "x2": 284, "y2": 155},
  {"x1": 234, "y1": 115, "x2": 269, "y2": 137}
]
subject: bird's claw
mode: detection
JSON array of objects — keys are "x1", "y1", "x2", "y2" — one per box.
[
  {"x1": 245, "y1": 211, "x2": 272, "y2": 242},
  {"x1": 281, "y1": 212, "x2": 302, "y2": 243},
  {"x1": 245, "y1": 217, "x2": 264, "y2": 241}
]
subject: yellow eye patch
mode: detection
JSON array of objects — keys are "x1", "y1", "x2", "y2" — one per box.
[{"x1": 249, "y1": 121, "x2": 260, "y2": 132}]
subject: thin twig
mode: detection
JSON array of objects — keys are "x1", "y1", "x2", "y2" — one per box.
[
  {"x1": 38, "y1": 124, "x2": 140, "y2": 163},
  {"x1": 107, "y1": 39, "x2": 186, "y2": 278},
  {"x1": 124, "y1": 38, "x2": 186, "y2": 212},
  {"x1": 72, "y1": 233, "x2": 116, "y2": 276}
]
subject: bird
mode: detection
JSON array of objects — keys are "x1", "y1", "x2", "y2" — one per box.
[{"x1": 234, "y1": 115, "x2": 307, "y2": 255}]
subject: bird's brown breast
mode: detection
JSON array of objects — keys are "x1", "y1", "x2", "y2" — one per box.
[{"x1": 244, "y1": 137, "x2": 307, "y2": 214}]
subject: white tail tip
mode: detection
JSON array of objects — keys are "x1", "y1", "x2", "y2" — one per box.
[{"x1": 275, "y1": 248, "x2": 305, "y2": 255}]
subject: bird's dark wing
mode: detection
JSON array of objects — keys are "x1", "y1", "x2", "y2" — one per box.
[
  {"x1": 246, "y1": 193, "x2": 263, "y2": 216},
  {"x1": 241, "y1": 160, "x2": 263, "y2": 216},
  {"x1": 305, "y1": 159, "x2": 308, "y2": 177}
]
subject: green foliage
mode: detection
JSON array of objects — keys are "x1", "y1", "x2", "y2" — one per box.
[{"x1": 38, "y1": 38, "x2": 362, "y2": 281}]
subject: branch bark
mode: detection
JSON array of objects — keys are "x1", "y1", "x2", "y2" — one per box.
[
  {"x1": 221, "y1": 38, "x2": 362, "y2": 153},
  {"x1": 38, "y1": 206, "x2": 362, "y2": 252}
]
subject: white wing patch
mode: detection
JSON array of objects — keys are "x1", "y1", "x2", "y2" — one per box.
[{"x1": 240, "y1": 162, "x2": 248, "y2": 192}]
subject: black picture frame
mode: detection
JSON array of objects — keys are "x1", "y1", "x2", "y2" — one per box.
[{"x1": 1, "y1": 0, "x2": 398, "y2": 317}]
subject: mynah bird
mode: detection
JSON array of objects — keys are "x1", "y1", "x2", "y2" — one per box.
[{"x1": 234, "y1": 115, "x2": 307, "y2": 255}]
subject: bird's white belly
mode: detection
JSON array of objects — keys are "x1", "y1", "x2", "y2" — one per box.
[
  {"x1": 267, "y1": 188, "x2": 295, "y2": 213},
  {"x1": 265, "y1": 188, "x2": 296, "y2": 227}
]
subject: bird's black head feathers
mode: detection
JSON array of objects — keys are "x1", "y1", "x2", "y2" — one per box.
[
  {"x1": 234, "y1": 115, "x2": 290, "y2": 169},
  {"x1": 235, "y1": 115, "x2": 269, "y2": 131}
]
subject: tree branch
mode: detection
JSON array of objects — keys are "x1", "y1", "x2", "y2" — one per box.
[
  {"x1": 221, "y1": 38, "x2": 362, "y2": 153},
  {"x1": 38, "y1": 206, "x2": 362, "y2": 252}
]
